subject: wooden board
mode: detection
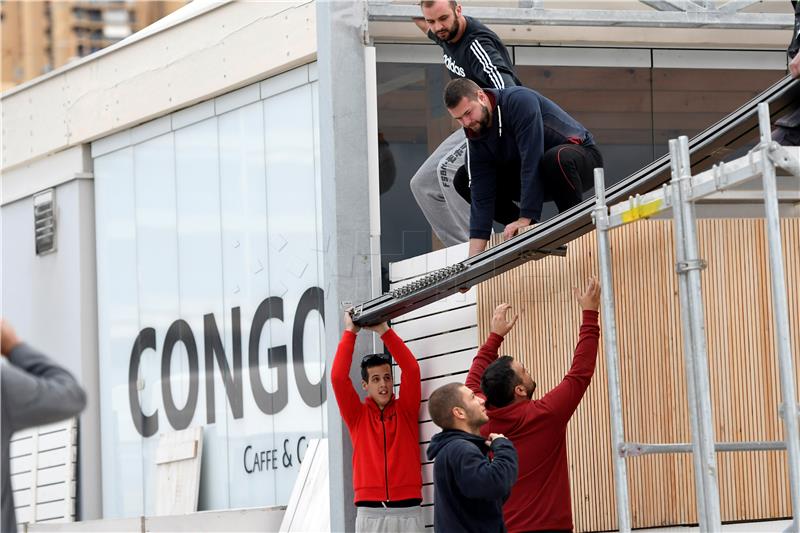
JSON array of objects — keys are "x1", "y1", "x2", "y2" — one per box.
[
  {"x1": 475, "y1": 219, "x2": 800, "y2": 532},
  {"x1": 154, "y1": 426, "x2": 203, "y2": 516}
]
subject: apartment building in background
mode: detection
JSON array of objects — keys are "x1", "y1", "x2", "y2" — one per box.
[{"x1": 1, "y1": 0, "x2": 186, "y2": 90}]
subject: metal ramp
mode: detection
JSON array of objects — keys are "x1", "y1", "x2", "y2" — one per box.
[{"x1": 351, "y1": 75, "x2": 799, "y2": 326}]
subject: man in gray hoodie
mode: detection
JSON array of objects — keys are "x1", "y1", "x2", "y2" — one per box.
[{"x1": 1, "y1": 319, "x2": 87, "y2": 532}]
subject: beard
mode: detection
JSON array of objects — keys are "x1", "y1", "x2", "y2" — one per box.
[
  {"x1": 525, "y1": 380, "x2": 536, "y2": 400},
  {"x1": 469, "y1": 104, "x2": 492, "y2": 135},
  {"x1": 437, "y1": 16, "x2": 460, "y2": 42}
]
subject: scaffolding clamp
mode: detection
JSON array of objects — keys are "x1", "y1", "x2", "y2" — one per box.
[
  {"x1": 676, "y1": 259, "x2": 707, "y2": 273},
  {"x1": 767, "y1": 142, "x2": 800, "y2": 176}
]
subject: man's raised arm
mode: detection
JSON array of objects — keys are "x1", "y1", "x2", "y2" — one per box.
[
  {"x1": 330, "y1": 312, "x2": 364, "y2": 428},
  {"x1": 367, "y1": 323, "x2": 422, "y2": 412},
  {"x1": 466, "y1": 303, "x2": 518, "y2": 396},
  {"x1": 536, "y1": 278, "x2": 601, "y2": 423}
]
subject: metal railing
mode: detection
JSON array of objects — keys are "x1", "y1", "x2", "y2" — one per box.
[{"x1": 592, "y1": 103, "x2": 800, "y2": 532}]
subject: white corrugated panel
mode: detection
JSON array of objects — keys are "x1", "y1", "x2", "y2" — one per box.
[
  {"x1": 9, "y1": 419, "x2": 78, "y2": 527},
  {"x1": 388, "y1": 242, "x2": 480, "y2": 529}
]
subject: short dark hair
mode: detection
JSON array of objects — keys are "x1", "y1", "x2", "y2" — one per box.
[
  {"x1": 428, "y1": 382, "x2": 465, "y2": 430},
  {"x1": 481, "y1": 356, "x2": 520, "y2": 408},
  {"x1": 444, "y1": 78, "x2": 481, "y2": 109},
  {"x1": 420, "y1": 1, "x2": 458, "y2": 10},
  {"x1": 360, "y1": 353, "x2": 392, "y2": 381}
]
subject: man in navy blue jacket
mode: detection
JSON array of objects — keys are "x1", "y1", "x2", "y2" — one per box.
[
  {"x1": 426, "y1": 382, "x2": 518, "y2": 532},
  {"x1": 444, "y1": 78, "x2": 603, "y2": 257}
]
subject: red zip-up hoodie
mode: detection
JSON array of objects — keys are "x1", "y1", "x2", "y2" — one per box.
[
  {"x1": 331, "y1": 329, "x2": 422, "y2": 504},
  {"x1": 466, "y1": 310, "x2": 600, "y2": 532}
]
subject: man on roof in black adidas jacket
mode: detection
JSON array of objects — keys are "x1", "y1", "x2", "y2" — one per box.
[
  {"x1": 410, "y1": 1, "x2": 522, "y2": 247},
  {"x1": 444, "y1": 78, "x2": 604, "y2": 257}
]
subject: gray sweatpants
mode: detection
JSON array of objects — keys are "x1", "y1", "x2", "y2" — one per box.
[
  {"x1": 355, "y1": 506, "x2": 425, "y2": 533},
  {"x1": 410, "y1": 128, "x2": 471, "y2": 246}
]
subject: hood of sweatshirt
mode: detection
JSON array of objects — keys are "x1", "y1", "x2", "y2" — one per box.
[
  {"x1": 427, "y1": 429, "x2": 489, "y2": 460},
  {"x1": 483, "y1": 400, "x2": 531, "y2": 435}
]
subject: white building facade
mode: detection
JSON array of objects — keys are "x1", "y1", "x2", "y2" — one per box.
[{"x1": 0, "y1": 1, "x2": 794, "y2": 530}]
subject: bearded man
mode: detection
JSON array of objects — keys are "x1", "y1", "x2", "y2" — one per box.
[
  {"x1": 443, "y1": 78, "x2": 603, "y2": 257},
  {"x1": 465, "y1": 278, "x2": 602, "y2": 532},
  {"x1": 410, "y1": 0, "x2": 522, "y2": 246}
]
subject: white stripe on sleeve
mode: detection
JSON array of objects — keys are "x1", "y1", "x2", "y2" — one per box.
[{"x1": 469, "y1": 40, "x2": 505, "y2": 89}]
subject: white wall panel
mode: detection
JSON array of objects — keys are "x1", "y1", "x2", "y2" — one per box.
[
  {"x1": 93, "y1": 147, "x2": 145, "y2": 518},
  {"x1": 263, "y1": 82, "x2": 326, "y2": 504},
  {"x1": 133, "y1": 132, "x2": 180, "y2": 518},
  {"x1": 388, "y1": 245, "x2": 482, "y2": 531},
  {"x1": 217, "y1": 99, "x2": 276, "y2": 509},
  {"x1": 174, "y1": 118, "x2": 228, "y2": 511}
]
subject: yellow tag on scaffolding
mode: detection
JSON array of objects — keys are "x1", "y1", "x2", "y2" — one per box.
[{"x1": 620, "y1": 199, "x2": 663, "y2": 223}]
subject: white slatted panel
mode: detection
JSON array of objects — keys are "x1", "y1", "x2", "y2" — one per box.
[
  {"x1": 9, "y1": 419, "x2": 78, "y2": 527},
  {"x1": 388, "y1": 242, "x2": 479, "y2": 529}
]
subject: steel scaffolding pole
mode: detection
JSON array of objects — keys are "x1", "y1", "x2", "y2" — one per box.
[
  {"x1": 673, "y1": 134, "x2": 722, "y2": 529},
  {"x1": 592, "y1": 168, "x2": 632, "y2": 533},
  {"x1": 757, "y1": 102, "x2": 800, "y2": 533},
  {"x1": 667, "y1": 138, "x2": 708, "y2": 532},
  {"x1": 592, "y1": 103, "x2": 800, "y2": 530}
]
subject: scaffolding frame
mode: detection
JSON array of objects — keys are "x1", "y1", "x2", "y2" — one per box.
[{"x1": 592, "y1": 103, "x2": 800, "y2": 532}]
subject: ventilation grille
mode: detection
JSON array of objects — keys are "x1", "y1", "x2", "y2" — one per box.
[{"x1": 33, "y1": 189, "x2": 56, "y2": 255}]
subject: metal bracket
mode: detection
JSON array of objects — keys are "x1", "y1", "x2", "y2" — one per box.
[
  {"x1": 767, "y1": 143, "x2": 800, "y2": 177},
  {"x1": 712, "y1": 161, "x2": 729, "y2": 191},
  {"x1": 778, "y1": 403, "x2": 800, "y2": 418},
  {"x1": 519, "y1": 245, "x2": 568, "y2": 261},
  {"x1": 676, "y1": 259, "x2": 707, "y2": 273}
]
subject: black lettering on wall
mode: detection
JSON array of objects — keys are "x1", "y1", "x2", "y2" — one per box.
[
  {"x1": 248, "y1": 297, "x2": 288, "y2": 415},
  {"x1": 161, "y1": 319, "x2": 199, "y2": 430},
  {"x1": 204, "y1": 308, "x2": 243, "y2": 423},
  {"x1": 129, "y1": 327, "x2": 159, "y2": 438},
  {"x1": 292, "y1": 287, "x2": 326, "y2": 408}
]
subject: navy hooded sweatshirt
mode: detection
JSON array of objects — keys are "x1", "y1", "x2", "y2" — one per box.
[
  {"x1": 426, "y1": 429, "x2": 518, "y2": 533},
  {"x1": 466, "y1": 86, "x2": 595, "y2": 239}
]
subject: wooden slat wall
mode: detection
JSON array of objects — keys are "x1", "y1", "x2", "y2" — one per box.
[{"x1": 475, "y1": 219, "x2": 800, "y2": 532}]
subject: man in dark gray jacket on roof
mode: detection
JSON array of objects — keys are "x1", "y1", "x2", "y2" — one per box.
[{"x1": 1, "y1": 319, "x2": 87, "y2": 532}]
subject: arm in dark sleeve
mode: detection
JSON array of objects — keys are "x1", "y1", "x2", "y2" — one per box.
[
  {"x1": 452, "y1": 438, "x2": 518, "y2": 500},
  {"x1": 467, "y1": 142, "x2": 498, "y2": 240},
  {"x1": 465, "y1": 37, "x2": 517, "y2": 89},
  {"x1": 382, "y1": 329, "x2": 421, "y2": 413},
  {"x1": 535, "y1": 310, "x2": 600, "y2": 423},
  {"x1": 465, "y1": 332, "x2": 503, "y2": 400},
  {"x1": 507, "y1": 90, "x2": 546, "y2": 222},
  {"x1": 2, "y1": 343, "x2": 87, "y2": 433},
  {"x1": 330, "y1": 331, "x2": 363, "y2": 429}
]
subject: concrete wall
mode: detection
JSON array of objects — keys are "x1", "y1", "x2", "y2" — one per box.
[{"x1": 1, "y1": 177, "x2": 101, "y2": 520}]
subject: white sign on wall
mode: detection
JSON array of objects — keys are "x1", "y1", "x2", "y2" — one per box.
[{"x1": 93, "y1": 66, "x2": 327, "y2": 518}]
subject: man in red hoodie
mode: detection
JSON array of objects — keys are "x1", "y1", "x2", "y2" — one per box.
[
  {"x1": 466, "y1": 278, "x2": 601, "y2": 532},
  {"x1": 331, "y1": 311, "x2": 423, "y2": 532}
]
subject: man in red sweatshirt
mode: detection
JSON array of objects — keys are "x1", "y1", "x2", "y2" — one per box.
[
  {"x1": 466, "y1": 277, "x2": 601, "y2": 532},
  {"x1": 331, "y1": 311, "x2": 423, "y2": 532}
]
